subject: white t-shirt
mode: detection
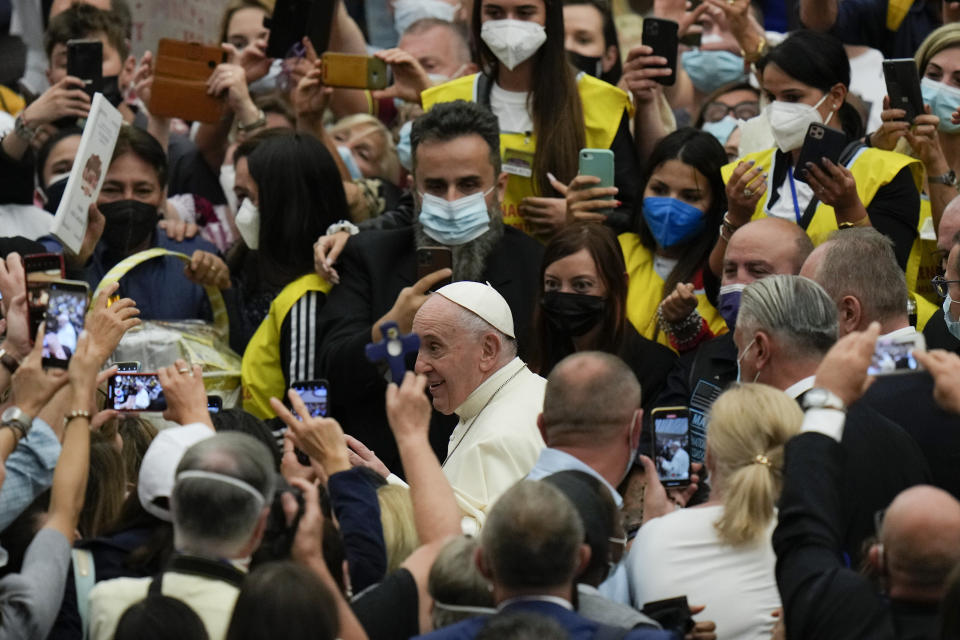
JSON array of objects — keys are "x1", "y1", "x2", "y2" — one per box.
[
  {"x1": 627, "y1": 505, "x2": 780, "y2": 640},
  {"x1": 489, "y1": 83, "x2": 534, "y2": 133}
]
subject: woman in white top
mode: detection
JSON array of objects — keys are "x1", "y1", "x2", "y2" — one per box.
[{"x1": 627, "y1": 383, "x2": 802, "y2": 640}]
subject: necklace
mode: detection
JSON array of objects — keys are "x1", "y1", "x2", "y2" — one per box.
[{"x1": 442, "y1": 365, "x2": 526, "y2": 467}]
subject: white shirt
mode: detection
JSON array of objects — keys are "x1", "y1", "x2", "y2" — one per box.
[
  {"x1": 489, "y1": 83, "x2": 533, "y2": 133},
  {"x1": 443, "y1": 357, "x2": 546, "y2": 527},
  {"x1": 627, "y1": 505, "x2": 781, "y2": 640}
]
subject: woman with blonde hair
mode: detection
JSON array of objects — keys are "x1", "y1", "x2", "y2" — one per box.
[{"x1": 627, "y1": 383, "x2": 802, "y2": 640}]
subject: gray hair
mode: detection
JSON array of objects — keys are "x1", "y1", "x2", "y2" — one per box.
[
  {"x1": 814, "y1": 228, "x2": 908, "y2": 324},
  {"x1": 481, "y1": 481, "x2": 583, "y2": 589},
  {"x1": 429, "y1": 536, "x2": 495, "y2": 629},
  {"x1": 541, "y1": 351, "x2": 640, "y2": 443},
  {"x1": 172, "y1": 432, "x2": 277, "y2": 558},
  {"x1": 454, "y1": 303, "x2": 518, "y2": 360},
  {"x1": 737, "y1": 275, "x2": 838, "y2": 357}
]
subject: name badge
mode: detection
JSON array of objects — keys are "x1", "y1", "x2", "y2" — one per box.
[{"x1": 503, "y1": 147, "x2": 534, "y2": 178}]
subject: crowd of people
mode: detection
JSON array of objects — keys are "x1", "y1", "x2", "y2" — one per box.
[{"x1": 3, "y1": 0, "x2": 960, "y2": 638}]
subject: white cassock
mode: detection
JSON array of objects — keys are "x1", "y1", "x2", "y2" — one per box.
[
  {"x1": 443, "y1": 357, "x2": 546, "y2": 529},
  {"x1": 664, "y1": 448, "x2": 690, "y2": 479}
]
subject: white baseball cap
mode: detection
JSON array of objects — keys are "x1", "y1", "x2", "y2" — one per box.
[
  {"x1": 138, "y1": 423, "x2": 215, "y2": 522},
  {"x1": 435, "y1": 281, "x2": 515, "y2": 338}
]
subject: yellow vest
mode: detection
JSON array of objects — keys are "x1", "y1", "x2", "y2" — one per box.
[
  {"x1": 241, "y1": 273, "x2": 332, "y2": 419},
  {"x1": 422, "y1": 73, "x2": 632, "y2": 234},
  {"x1": 0, "y1": 85, "x2": 24, "y2": 115},
  {"x1": 619, "y1": 232, "x2": 728, "y2": 351},
  {"x1": 887, "y1": 0, "x2": 914, "y2": 30}
]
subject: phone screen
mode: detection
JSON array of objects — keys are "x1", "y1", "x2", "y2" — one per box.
[
  {"x1": 292, "y1": 380, "x2": 328, "y2": 418},
  {"x1": 207, "y1": 395, "x2": 222, "y2": 414},
  {"x1": 41, "y1": 281, "x2": 89, "y2": 367},
  {"x1": 652, "y1": 408, "x2": 691, "y2": 485},
  {"x1": 868, "y1": 336, "x2": 925, "y2": 376},
  {"x1": 109, "y1": 373, "x2": 167, "y2": 411}
]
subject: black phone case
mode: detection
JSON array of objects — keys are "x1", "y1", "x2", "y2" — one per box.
[
  {"x1": 883, "y1": 59, "x2": 924, "y2": 123},
  {"x1": 795, "y1": 123, "x2": 849, "y2": 183},
  {"x1": 642, "y1": 18, "x2": 679, "y2": 87},
  {"x1": 67, "y1": 41, "x2": 103, "y2": 97}
]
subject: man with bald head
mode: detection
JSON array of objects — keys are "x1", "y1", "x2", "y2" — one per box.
[
  {"x1": 412, "y1": 281, "x2": 545, "y2": 526},
  {"x1": 657, "y1": 217, "x2": 814, "y2": 461},
  {"x1": 775, "y1": 326, "x2": 960, "y2": 639}
]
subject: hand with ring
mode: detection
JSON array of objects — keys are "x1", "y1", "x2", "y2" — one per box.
[
  {"x1": 158, "y1": 359, "x2": 212, "y2": 428},
  {"x1": 725, "y1": 159, "x2": 767, "y2": 225}
]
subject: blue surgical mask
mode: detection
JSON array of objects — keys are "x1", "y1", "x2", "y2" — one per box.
[
  {"x1": 736, "y1": 336, "x2": 757, "y2": 384},
  {"x1": 418, "y1": 188, "x2": 493, "y2": 246},
  {"x1": 921, "y1": 77, "x2": 960, "y2": 134},
  {"x1": 702, "y1": 115, "x2": 738, "y2": 145},
  {"x1": 396, "y1": 120, "x2": 413, "y2": 171},
  {"x1": 681, "y1": 49, "x2": 747, "y2": 95},
  {"x1": 337, "y1": 146, "x2": 364, "y2": 180},
  {"x1": 642, "y1": 196, "x2": 706, "y2": 248},
  {"x1": 718, "y1": 283, "x2": 746, "y2": 330},
  {"x1": 942, "y1": 293, "x2": 960, "y2": 340}
]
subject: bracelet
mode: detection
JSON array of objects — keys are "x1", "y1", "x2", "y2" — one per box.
[
  {"x1": 236, "y1": 109, "x2": 267, "y2": 133},
  {"x1": 0, "y1": 347, "x2": 21, "y2": 374},
  {"x1": 63, "y1": 410, "x2": 92, "y2": 427},
  {"x1": 13, "y1": 113, "x2": 37, "y2": 142},
  {"x1": 719, "y1": 222, "x2": 733, "y2": 243},
  {"x1": 740, "y1": 37, "x2": 768, "y2": 64},
  {"x1": 325, "y1": 220, "x2": 360, "y2": 236}
]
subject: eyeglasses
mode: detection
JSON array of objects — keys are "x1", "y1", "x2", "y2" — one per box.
[
  {"x1": 931, "y1": 275, "x2": 960, "y2": 298},
  {"x1": 703, "y1": 100, "x2": 760, "y2": 123}
]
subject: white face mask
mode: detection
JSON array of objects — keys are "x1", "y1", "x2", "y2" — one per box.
[
  {"x1": 480, "y1": 19, "x2": 547, "y2": 71},
  {"x1": 764, "y1": 93, "x2": 833, "y2": 153},
  {"x1": 394, "y1": 0, "x2": 459, "y2": 36},
  {"x1": 219, "y1": 164, "x2": 238, "y2": 215},
  {"x1": 236, "y1": 198, "x2": 260, "y2": 250}
]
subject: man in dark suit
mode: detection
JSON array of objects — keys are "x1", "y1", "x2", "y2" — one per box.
[
  {"x1": 801, "y1": 227, "x2": 960, "y2": 499},
  {"x1": 775, "y1": 324, "x2": 960, "y2": 640},
  {"x1": 735, "y1": 275, "x2": 931, "y2": 567},
  {"x1": 415, "y1": 480, "x2": 674, "y2": 640},
  {"x1": 317, "y1": 101, "x2": 544, "y2": 473}
]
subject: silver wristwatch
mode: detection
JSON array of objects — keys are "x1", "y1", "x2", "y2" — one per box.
[
  {"x1": 801, "y1": 388, "x2": 846, "y2": 412},
  {"x1": 929, "y1": 169, "x2": 958, "y2": 188},
  {"x1": 1, "y1": 406, "x2": 33, "y2": 438}
]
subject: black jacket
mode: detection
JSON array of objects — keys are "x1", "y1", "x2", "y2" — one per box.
[
  {"x1": 316, "y1": 225, "x2": 544, "y2": 474},
  {"x1": 775, "y1": 431, "x2": 940, "y2": 640}
]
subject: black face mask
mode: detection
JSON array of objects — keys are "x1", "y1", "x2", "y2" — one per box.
[
  {"x1": 98, "y1": 199, "x2": 159, "y2": 254},
  {"x1": 101, "y1": 75, "x2": 124, "y2": 107},
  {"x1": 41, "y1": 176, "x2": 69, "y2": 214},
  {"x1": 567, "y1": 50, "x2": 604, "y2": 78},
  {"x1": 541, "y1": 291, "x2": 606, "y2": 337}
]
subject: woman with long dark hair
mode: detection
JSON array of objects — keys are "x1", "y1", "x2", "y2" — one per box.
[
  {"x1": 232, "y1": 130, "x2": 347, "y2": 419},
  {"x1": 715, "y1": 30, "x2": 923, "y2": 282},
  {"x1": 532, "y1": 223, "x2": 676, "y2": 408},
  {"x1": 420, "y1": 0, "x2": 639, "y2": 239}
]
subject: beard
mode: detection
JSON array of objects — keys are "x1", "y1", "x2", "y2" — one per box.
[{"x1": 414, "y1": 200, "x2": 505, "y2": 282}]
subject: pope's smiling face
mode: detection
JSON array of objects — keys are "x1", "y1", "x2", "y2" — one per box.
[{"x1": 413, "y1": 295, "x2": 489, "y2": 415}]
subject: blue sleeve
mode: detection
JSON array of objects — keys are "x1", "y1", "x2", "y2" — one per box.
[
  {"x1": 828, "y1": 0, "x2": 888, "y2": 47},
  {"x1": 0, "y1": 420, "x2": 61, "y2": 532},
  {"x1": 326, "y1": 467, "x2": 387, "y2": 592}
]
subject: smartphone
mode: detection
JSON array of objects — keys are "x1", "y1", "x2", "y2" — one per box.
[
  {"x1": 641, "y1": 18, "x2": 679, "y2": 86},
  {"x1": 149, "y1": 39, "x2": 227, "y2": 124},
  {"x1": 795, "y1": 123, "x2": 849, "y2": 183},
  {"x1": 291, "y1": 379, "x2": 329, "y2": 418},
  {"x1": 868, "y1": 333, "x2": 926, "y2": 376},
  {"x1": 115, "y1": 361, "x2": 141, "y2": 373},
  {"x1": 207, "y1": 395, "x2": 222, "y2": 414},
  {"x1": 107, "y1": 373, "x2": 167, "y2": 411},
  {"x1": 321, "y1": 53, "x2": 388, "y2": 90},
  {"x1": 416, "y1": 247, "x2": 453, "y2": 290},
  {"x1": 883, "y1": 58, "x2": 924, "y2": 123},
  {"x1": 24, "y1": 253, "x2": 66, "y2": 340},
  {"x1": 650, "y1": 406, "x2": 691, "y2": 487},
  {"x1": 642, "y1": 596, "x2": 695, "y2": 634},
  {"x1": 265, "y1": 0, "x2": 336, "y2": 58},
  {"x1": 40, "y1": 280, "x2": 90, "y2": 368},
  {"x1": 578, "y1": 148, "x2": 615, "y2": 213},
  {"x1": 67, "y1": 39, "x2": 103, "y2": 98}
]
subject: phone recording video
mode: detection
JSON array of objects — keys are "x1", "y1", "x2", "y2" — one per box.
[
  {"x1": 41, "y1": 280, "x2": 90, "y2": 368},
  {"x1": 651, "y1": 407, "x2": 691, "y2": 486},
  {"x1": 292, "y1": 379, "x2": 328, "y2": 418},
  {"x1": 108, "y1": 373, "x2": 167, "y2": 411},
  {"x1": 868, "y1": 334, "x2": 926, "y2": 376}
]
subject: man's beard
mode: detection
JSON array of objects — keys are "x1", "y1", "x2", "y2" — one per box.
[{"x1": 414, "y1": 202, "x2": 505, "y2": 282}]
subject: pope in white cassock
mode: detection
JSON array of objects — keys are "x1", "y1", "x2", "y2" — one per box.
[{"x1": 412, "y1": 281, "x2": 546, "y2": 528}]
